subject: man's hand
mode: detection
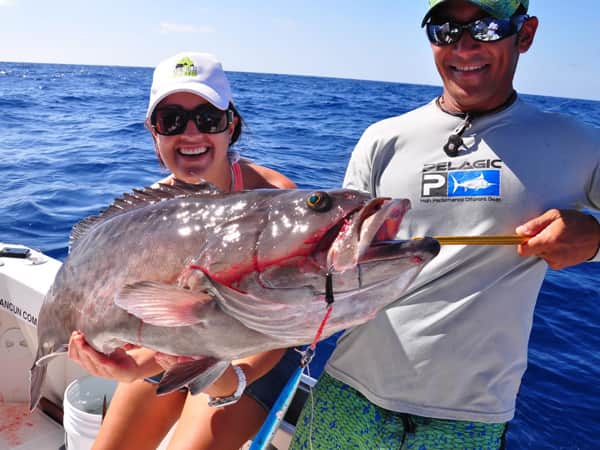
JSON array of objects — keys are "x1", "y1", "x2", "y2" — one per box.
[
  {"x1": 68, "y1": 331, "x2": 160, "y2": 382},
  {"x1": 516, "y1": 209, "x2": 600, "y2": 270}
]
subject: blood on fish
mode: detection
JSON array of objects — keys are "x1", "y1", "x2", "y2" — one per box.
[{"x1": 188, "y1": 248, "x2": 321, "y2": 287}]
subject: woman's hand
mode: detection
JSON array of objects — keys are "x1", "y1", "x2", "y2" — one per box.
[{"x1": 68, "y1": 331, "x2": 162, "y2": 382}]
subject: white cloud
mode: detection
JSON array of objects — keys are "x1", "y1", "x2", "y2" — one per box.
[
  {"x1": 159, "y1": 23, "x2": 215, "y2": 34},
  {"x1": 0, "y1": 0, "x2": 16, "y2": 6}
]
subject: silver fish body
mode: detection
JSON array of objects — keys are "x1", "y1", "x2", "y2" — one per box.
[{"x1": 30, "y1": 182, "x2": 439, "y2": 410}]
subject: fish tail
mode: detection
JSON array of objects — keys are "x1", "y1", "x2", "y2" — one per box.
[
  {"x1": 29, "y1": 360, "x2": 48, "y2": 411},
  {"x1": 450, "y1": 174, "x2": 459, "y2": 194},
  {"x1": 29, "y1": 342, "x2": 68, "y2": 411}
]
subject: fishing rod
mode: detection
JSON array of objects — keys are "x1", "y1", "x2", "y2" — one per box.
[
  {"x1": 249, "y1": 363, "x2": 306, "y2": 450},
  {"x1": 413, "y1": 235, "x2": 528, "y2": 245}
]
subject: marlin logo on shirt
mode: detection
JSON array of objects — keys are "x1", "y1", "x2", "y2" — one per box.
[
  {"x1": 421, "y1": 166, "x2": 501, "y2": 198},
  {"x1": 450, "y1": 173, "x2": 496, "y2": 194}
]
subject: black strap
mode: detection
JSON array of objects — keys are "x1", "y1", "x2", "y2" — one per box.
[
  {"x1": 438, "y1": 91, "x2": 518, "y2": 157},
  {"x1": 443, "y1": 114, "x2": 472, "y2": 157},
  {"x1": 499, "y1": 422, "x2": 509, "y2": 450},
  {"x1": 325, "y1": 272, "x2": 334, "y2": 305},
  {"x1": 399, "y1": 413, "x2": 417, "y2": 448}
]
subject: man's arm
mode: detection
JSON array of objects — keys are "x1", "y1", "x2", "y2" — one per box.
[
  {"x1": 343, "y1": 128, "x2": 377, "y2": 193},
  {"x1": 517, "y1": 157, "x2": 600, "y2": 268}
]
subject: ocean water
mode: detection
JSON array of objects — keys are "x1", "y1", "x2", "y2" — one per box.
[{"x1": 1, "y1": 62, "x2": 599, "y2": 449}]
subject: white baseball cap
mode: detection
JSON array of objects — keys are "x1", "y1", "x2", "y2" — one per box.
[{"x1": 146, "y1": 52, "x2": 233, "y2": 120}]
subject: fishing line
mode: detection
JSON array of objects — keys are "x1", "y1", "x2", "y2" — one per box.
[
  {"x1": 304, "y1": 272, "x2": 335, "y2": 450},
  {"x1": 301, "y1": 272, "x2": 335, "y2": 368}
]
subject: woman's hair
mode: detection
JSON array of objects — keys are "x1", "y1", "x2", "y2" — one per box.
[{"x1": 229, "y1": 102, "x2": 243, "y2": 146}]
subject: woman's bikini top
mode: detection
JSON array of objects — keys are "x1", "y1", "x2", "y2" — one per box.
[{"x1": 230, "y1": 161, "x2": 244, "y2": 192}]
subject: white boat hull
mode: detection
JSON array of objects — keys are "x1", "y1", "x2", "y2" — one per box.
[{"x1": 0, "y1": 245, "x2": 74, "y2": 449}]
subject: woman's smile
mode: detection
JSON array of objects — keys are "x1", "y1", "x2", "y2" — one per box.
[{"x1": 178, "y1": 145, "x2": 210, "y2": 157}]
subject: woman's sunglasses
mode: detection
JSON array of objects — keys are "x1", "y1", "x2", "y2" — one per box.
[
  {"x1": 426, "y1": 15, "x2": 529, "y2": 46},
  {"x1": 151, "y1": 104, "x2": 233, "y2": 136}
]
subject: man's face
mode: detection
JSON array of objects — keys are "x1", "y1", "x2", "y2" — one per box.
[{"x1": 429, "y1": 0, "x2": 537, "y2": 112}]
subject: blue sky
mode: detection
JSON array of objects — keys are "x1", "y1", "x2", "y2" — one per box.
[{"x1": 1, "y1": 0, "x2": 599, "y2": 101}]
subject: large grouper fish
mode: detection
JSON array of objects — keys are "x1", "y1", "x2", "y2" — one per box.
[{"x1": 29, "y1": 181, "x2": 439, "y2": 410}]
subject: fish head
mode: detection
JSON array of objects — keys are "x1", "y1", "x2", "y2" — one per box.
[
  {"x1": 197, "y1": 188, "x2": 439, "y2": 295},
  {"x1": 256, "y1": 191, "x2": 440, "y2": 292},
  {"x1": 196, "y1": 189, "x2": 374, "y2": 283}
]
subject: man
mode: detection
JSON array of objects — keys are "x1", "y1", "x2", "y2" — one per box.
[{"x1": 290, "y1": 1, "x2": 600, "y2": 448}]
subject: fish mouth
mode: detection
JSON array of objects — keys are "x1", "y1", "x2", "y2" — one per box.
[{"x1": 326, "y1": 198, "x2": 439, "y2": 272}]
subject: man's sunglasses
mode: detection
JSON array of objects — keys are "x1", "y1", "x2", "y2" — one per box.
[
  {"x1": 151, "y1": 104, "x2": 233, "y2": 136},
  {"x1": 426, "y1": 15, "x2": 529, "y2": 46}
]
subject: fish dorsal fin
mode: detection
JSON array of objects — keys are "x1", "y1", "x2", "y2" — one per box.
[{"x1": 69, "y1": 181, "x2": 222, "y2": 253}]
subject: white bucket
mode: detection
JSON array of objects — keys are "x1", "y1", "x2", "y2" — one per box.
[{"x1": 63, "y1": 376, "x2": 117, "y2": 450}]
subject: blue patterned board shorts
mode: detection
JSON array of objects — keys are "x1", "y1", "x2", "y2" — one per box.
[{"x1": 290, "y1": 373, "x2": 508, "y2": 450}]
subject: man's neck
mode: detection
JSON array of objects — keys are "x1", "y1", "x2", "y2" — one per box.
[{"x1": 438, "y1": 91, "x2": 518, "y2": 117}]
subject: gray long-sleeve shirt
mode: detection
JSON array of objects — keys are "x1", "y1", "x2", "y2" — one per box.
[{"x1": 327, "y1": 97, "x2": 600, "y2": 423}]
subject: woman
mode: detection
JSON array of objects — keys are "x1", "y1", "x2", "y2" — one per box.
[{"x1": 68, "y1": 51, "x2": 298, "y2": 450}]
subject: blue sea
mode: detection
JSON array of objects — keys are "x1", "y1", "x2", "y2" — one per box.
[{"x1": 1, "y1": 62, "x2": 598, "y2": 449}]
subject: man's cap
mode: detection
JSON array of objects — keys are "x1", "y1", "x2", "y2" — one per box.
[
  {"x1": 146, "y1": 51, "x2": 232, "y2": 119},
  {"x1": 422, "y1": 0, "x2": 529, "y2": 26}
]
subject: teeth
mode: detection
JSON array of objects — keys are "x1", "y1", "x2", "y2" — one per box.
[
  {"x1": 179, "y1": 147, "x2": 209, "y2": 156},
  {"x1": 454, "y1": 64, "x2": 485, "y2": 72}
]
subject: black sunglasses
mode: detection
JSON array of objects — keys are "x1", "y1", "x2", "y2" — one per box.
[
  {"x1": 426, "y1": 14, "x2": 529, "y2": 46},
  {"x1": 151, "y1": 104, "x2": 233, "y2": 136}
]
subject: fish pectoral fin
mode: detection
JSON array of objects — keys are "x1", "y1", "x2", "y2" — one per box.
[
  {"x1": 115, "y1": 281, "x2": 217, "y2": 327},
  {"x1": 156, "y1": 358, "x2": 230, "y2": 396}
]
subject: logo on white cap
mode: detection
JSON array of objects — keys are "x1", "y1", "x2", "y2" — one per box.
[{"x1": 173, "y1": 56, "x2": 199, "y2": 78}]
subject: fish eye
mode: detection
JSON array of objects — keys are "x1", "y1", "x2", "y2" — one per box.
[{"x1": 306, "y1": 191, "x2": 332, "y2": 212}]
